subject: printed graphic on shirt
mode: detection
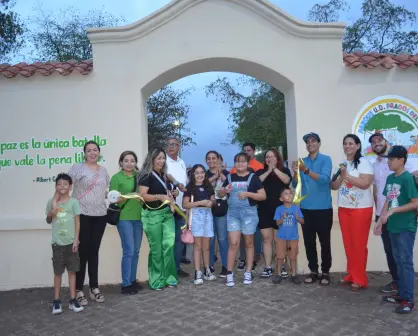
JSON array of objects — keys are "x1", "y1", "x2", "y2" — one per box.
[
  {"x1": 282, "y1": 214, "x2": 294, "y2": 227},
  {"x1": 386, "y1": 183, "x2": 401, "y2": 209},
  {"x1": 339, "y1": 181, "x2": 358, "y2": 206}
]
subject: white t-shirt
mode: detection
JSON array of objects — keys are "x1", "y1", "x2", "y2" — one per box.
[
  {"x1": 166, "y1": 155, "x2": 187, "y2": 210},
  {"x1": 337, "y1": 157, "x2": 374, "y2": 209}
]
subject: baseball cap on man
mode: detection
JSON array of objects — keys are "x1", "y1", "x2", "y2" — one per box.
[
  {"x1": 385, "y1": 145, "x2": 408, "y2": 160},
  {"x1": 368, "y1": 132, "x2": 385, "y2": 143},
  {"x1": 303, "y1": 132, "x2": 321, "y2": 143}
]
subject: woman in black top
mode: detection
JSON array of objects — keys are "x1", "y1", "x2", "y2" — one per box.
[
  {"x1": 138, "y1": 148, "x2": 179, "y2": 290},
  {"x1": 256, "y1": 148, "x2": 292, "y2": 278}
]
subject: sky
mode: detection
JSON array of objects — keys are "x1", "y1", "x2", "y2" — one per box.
[{"x1": 12, "y1": 0, "x2": 418, "y2": 167}]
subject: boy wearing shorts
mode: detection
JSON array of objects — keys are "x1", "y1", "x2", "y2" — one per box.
[
  {"x1": 46, "y1": 173, "x2": 84, "y2": 315},
  {"x1": 273, "y1": 187, "x2": 304, "y2": 284}
]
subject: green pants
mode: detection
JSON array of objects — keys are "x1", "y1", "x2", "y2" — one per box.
[{"x1": 142, "y1": 207, "x2": 178, "y2": 289}]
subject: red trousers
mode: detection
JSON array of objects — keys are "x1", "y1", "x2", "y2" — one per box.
[{"x1": 338, "y1": 207, "x2": 373, "y2": 287}]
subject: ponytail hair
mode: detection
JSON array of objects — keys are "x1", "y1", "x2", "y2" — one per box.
[{"x1": 343, "y1": 134, "x2": 362, "y2": 169}]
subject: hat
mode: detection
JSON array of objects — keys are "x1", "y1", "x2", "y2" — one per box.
[
  {"x1": 303, "y1": 132, "x2": 321, "y2": 143},
  {"x1": 368, "y1": 132, "x2": 385, "y2": 143},
  {"x1": 385, "y1": 145, "x2": 407, "y2": 160}
]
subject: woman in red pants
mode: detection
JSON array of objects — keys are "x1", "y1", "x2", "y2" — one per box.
[{"x1": 331, "y1": 134, "x2": 373, "y2": 291}]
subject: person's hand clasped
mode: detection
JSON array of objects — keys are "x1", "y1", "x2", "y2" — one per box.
[
  {"x1": 203, "y1": 200, "x2": 213, "y2": 208},
  {"x1": 373, "y1": 218, "x2": 383, "y2": 236},
  {"x1": 171, "y1": 189, "x2": 179, "y2": 197},
  {"x1": 238, "y1": 191, "x2": 248, "y2": 200}
]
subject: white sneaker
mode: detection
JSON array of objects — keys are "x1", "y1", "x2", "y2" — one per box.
[
  {"x1": 69, "y1": 299, "x2": 84, "y2": 313},
  {"x1": 243, "y1": 271, "x2": 253, "y2": 285},
  {"x1": 76, "y1": 290, "x2": 88, "y2": 306},
  {"x1": 226, "y1": 272, "x2": 235, "y2": 287},
  {"x1": 194, "y1": 270, "x2": 203, "y2": 285},
  {"x1": 203, "y1": 268, "x2": 216, "y2": 281},
  {"x1": 52, "y1": 299, "x2": 63, "y2": 315}
]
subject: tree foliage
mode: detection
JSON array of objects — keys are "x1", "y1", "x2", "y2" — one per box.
[
  {"x1": 206, "y1": 77, "x2": 287, "y2": 158},
  {"x1": 365, "y1": 113, "x2": 414, "y2": 134},
  {"x1": 27, "y1": 6, "x2": 124, "y2": 62},
  {"x1": 147, "y1": 86, "x2": 195, "y2": 150},
  {"x1": 308, "y1": 0, "x2": 418, "y2": 53},
  {"x1": 0, "y1": 0, "x2": 24, "y2": 63}
]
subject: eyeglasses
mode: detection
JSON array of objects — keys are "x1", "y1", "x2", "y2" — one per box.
[{"x1": 167, "y1": 143, "x2": 179, "y2": 148}]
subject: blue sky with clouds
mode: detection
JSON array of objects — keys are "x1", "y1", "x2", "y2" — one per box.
[{"x1": 13, "y1": 0, "x2": 418, "y2": 167}]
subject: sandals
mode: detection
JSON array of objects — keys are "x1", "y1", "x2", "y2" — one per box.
[
  {"x1": 76, "y1": 290, "x2": 88, "y2": 306},
  {"x1": 304, "y1": 272, "x2": 319, "y2": 284},
  {"x1": 319, "y1": 273, "x2": 331, "y2": 286},
  {"x1": 90, "y1": 288, "x2": 105, "y2": 303},
  {"x1": 350, "y1": 284, "x2": 362, "y2": 292}
]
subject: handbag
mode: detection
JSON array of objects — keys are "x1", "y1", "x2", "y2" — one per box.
[
  {"x1": 106, "y1": 176, "x2": 137, "y2": 225},
  {"x1": 181, "y1": 195, "x2": 194, "y2": 244}
]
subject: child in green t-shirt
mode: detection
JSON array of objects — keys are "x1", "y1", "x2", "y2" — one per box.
[
  {"x1": 376, "y1": 146, "x2": 418, "y2": 314},
  {"x1": 46, "y1": 173, "x2": 84, "y2": 315}
]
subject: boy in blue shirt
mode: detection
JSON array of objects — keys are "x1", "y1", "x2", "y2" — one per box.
[{"x1": 273, "y1": 187, "x2": 304, "y2": 284}]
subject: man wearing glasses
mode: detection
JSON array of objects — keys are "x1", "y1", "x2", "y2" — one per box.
[{"x1": 166, "y1": 137, "x2": 190, "y2": 278}]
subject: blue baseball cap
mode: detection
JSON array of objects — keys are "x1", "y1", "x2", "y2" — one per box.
[{"x1": 303, "y1": 132, "x2": 321, "y2": 143}]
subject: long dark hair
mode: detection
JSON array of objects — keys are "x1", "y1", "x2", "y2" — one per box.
[
  {"x1": 186, "y1": 164, "x2": 214, "y2": 197},
  {"x1": 343, "y1": 134, "x2": 362, "y2": 169},
  {"x1": 119, "y1": 151, "x2": 139, "y2": 172},
  {"x1": 263, "y1": 148, "x2": 284, "y2": 170}
]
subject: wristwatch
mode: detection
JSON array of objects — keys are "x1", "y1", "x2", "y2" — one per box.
[{"x1": 304, "y1": 168, "x2": 310, "y2": 175}]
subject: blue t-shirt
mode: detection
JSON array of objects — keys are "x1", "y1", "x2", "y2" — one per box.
[{"x1": 273, "y1": 204, "x2": 303, "y2": 240}]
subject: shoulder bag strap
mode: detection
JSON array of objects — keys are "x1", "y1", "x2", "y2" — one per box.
[
  {"x1": 246, "y1": 173, "x2": 254, "y2": 184},
  {"x1": 187, "y1": 194, "x2": 194, "y2": 231},
  {"x1": 152, "y1": 171, "x2": 169, "y2": 192}
]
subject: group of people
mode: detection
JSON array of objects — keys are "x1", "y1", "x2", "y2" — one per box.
[{"x1": 45, "y1": 131, "x2": 417, "y2": 316}]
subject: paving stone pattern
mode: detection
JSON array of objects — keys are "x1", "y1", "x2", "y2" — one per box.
[{"x1": 1, "y1": 268, "x2": 417, "y2": 336}]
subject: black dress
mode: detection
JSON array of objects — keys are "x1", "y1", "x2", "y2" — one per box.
[{"x1": 256, "y1": 167, "x2": 292, "y2": 230}]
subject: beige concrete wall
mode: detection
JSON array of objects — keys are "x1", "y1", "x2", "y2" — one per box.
[{"x1": 1, "y1": 0, "x2": 417, "y2": 290}]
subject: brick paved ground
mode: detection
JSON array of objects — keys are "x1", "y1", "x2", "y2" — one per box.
[{"x1": 1, "y1": 265, "x2": 417, "y2": 336}]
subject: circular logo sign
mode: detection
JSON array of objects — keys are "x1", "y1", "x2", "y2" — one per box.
[{"x1": 352, "y1": 95, "x2": 418, "y2": 159}]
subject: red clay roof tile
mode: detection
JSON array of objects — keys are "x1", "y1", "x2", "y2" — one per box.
[
  {"x1": 0, "y1": 53, "x2": 417, "y2": 79},
  {"x1": 0, "y1": 60, "x2": 93, "y2": 78},
  {"x1": 343, "y1": 51, "x2": 418, "y2": 69}
]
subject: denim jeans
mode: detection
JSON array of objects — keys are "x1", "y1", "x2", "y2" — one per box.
[
  {"x1": 389, "y1": 231, "x2": 416, "y2": 301},
  {"x1": 117, "y1": 220, "x2": 143, "y2": 287},
  {"x1": 174, "y1": 217, "x2": 186, "y2": 271},
  {"x1": 210, "y1": 215, "x2": 229, "y2": 267},
  {"x1": 376, "y1": 216, "x2": 398, "y2": 282},
  {"x1": 240, "y1": 226, "x2": 262, "y2": 261}
]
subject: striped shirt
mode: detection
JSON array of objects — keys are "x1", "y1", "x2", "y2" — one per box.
[{"x1": 68, "y1": 163, "x2": 109, "y2": 216}]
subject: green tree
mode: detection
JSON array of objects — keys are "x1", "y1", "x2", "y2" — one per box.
[
  {"x1": 27, "y1": 6, "x2": 124, "y2": 62},
  {"x1": 308, "y1": 0, "x2": 418, "y2": 53},
  {"x1": 364, "y1": 113, "x2": 414, "y2": 134},
  {"x1": 206, "y1": 77, "x2": 287, "y2": 158},
  {"x1": 0, "y1": 0, "x2": 24, "y2": 63},
  {"x1": 147, "y1": 86, "x2": 195, "y2": 150}
]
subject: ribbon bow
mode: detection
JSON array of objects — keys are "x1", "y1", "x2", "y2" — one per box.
[{"x1": 293, "y1": 158, "x2": 308, "y2": 205}]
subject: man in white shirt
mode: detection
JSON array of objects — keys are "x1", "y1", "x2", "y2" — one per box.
[
  {"x1": 370, "y1": 132, "x2": 418, "y2": 294},
  {"x1": 166, "y1": 136, "x2": 190, "y2": 278}
]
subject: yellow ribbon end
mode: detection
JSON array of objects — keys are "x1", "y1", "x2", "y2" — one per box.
[{"x1": 293, "y1": 158, "x2": 308, "y2": 205}]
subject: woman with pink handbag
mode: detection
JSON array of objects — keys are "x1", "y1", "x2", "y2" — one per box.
[{"x1": 182, "y1": 164, "x2": 216, "y2": 285}]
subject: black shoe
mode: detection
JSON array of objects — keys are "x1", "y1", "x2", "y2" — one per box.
[
  {"x1": 383, "y1": 295, "x2": 403, "y2": 304},
  {"x1": 131, "y1": 280, "x2": 143, "y2": 291},
  {"x1": 181, "y1": 257, "x2": 191, "y2": 265},
  {"x1": 177, "y1": 269, "x2": 190, "y2": 278},
  {"x1": 291, "y1": 275, "x2": 302, "y2": 285},
  {"x1": 395, "y1": 301, "x2": 416, "y2": 314},
  {"x1": 252, "y1": 261, "x2": 257, "y2": 271},
  {"x1": 220, "y1": 266, "x2": 228, "y2": 278},
  {"x1": 272, "y1": 274, "x2": 282, "y2": 284},
  {"x1": 260, "y1": 267, "x2": 273, "y2": 278},
  {"x1": 121, "y1": 285, "x2": 138, "y2": 295},
  {"x1": 210, "y1": 266, "x2": 215, "y2": 274},
  {"x1": 214, "y1": 255, "x2": 219, "y2": 263},
  {"x1": 237, "y1": 260, "x2": 246, "y2": 271}
]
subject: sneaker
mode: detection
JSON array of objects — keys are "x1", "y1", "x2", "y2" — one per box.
[
  {"x1": 210, "y1": 266, "x2": 215, "y2": 274},
  {"x1": 69, "y1": 298, "x2": 84, "y2": 313},
  {"x1": 379, "y1": 281, "x2": 398, "y2": 294},
  {"x1": 131, "y1": 280, "x2": 144, "y2": 291},
  {"x1": 177, "y1": 269, "x2": 190, "y2": 278},
  {"x1": 214, "y1": 255, "x2": 219, "y2": 263},
  {"x1": 204, "y1": 268, "x2": 216, "y2": 281},
  {"x1": 194, "y1": 270, "x2": 203, "y2": 285},
  {"x1": 220, "y1": 266, "x2": 228, "y2": 278},
  {"x1": 52, "y1": 299, "x2": 63, "y2": 315},
  {"x1": 243, "y1": 271, "x2": 253, "y2": 285},
  {"x1": 260, "y1": 267, "x2": 273, "y2": 278},
  {"x1": 226, "y1": 272, "x2": 235, "y2": 287},
  {"x1": 272, "y1": 274, "x2": 283, "y2": 284},
  {"x1": 383, "y1": 295, "x2": 402, "y2": 304},
  {"x1": 237, "y1": 260, "x2": 246, "y2": 271},
  {"x1": 76, "y1": 290, "x2": 88, "y2": 306},
  {"x1": 121, "y1": 285, "x2": 138, "y2": 295},
  {"x1": 181, "y1": 256, "x2": 191, "y2": 265},
  {"x1": 395, "y1": 301, "x2": 416, "y2": 314},
  {"x1": 291, "y1": 275, "x2": 302, "y2": 285},
  {"x1": 281, "y1": 265, "x2": 289, "y2": 278},
  {"x1": 167, "y1": 283, "x2": 177, "y2": 288}
]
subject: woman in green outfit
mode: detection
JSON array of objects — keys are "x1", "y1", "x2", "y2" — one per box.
[
  {"x1": 138, "y1": 147, "x2": 178, "y2": 290},
  {"x1": 109, "y1": 151, "x2": 143, "y2": 295}
]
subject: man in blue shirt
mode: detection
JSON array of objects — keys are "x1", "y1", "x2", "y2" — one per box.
[{"x1": 291, "y1": 132, "x2": 333, "y2": 285}]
